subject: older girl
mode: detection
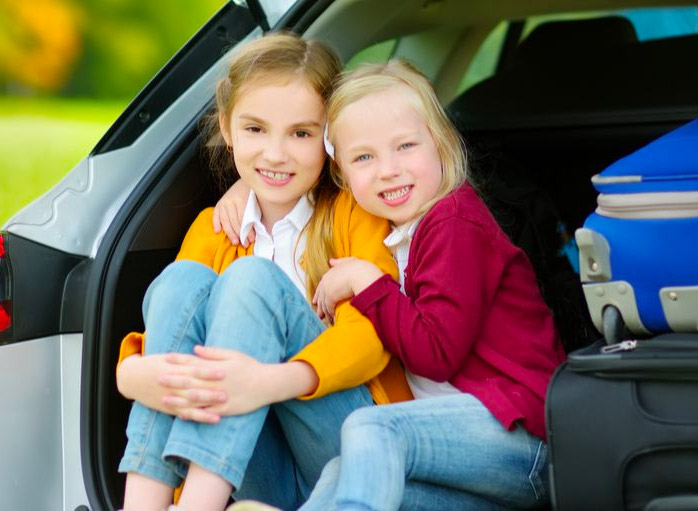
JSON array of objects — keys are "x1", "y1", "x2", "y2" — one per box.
[{"x1": 116, "y1": 35, "x2": 411, "y2": 511}]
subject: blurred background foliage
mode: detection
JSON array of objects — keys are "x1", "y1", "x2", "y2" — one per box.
[{"x1": 0, "y1": 0, "x2": 224, "y2": 224}]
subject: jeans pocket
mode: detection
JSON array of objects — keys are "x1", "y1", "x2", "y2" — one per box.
[{"x1": 527, "y1": 441, "x2": 549, "y2": 502}]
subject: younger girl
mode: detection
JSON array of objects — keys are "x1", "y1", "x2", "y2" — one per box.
[
  {"x1": 115, "y1": 34, "x2": 411, "y2": 511},
  {"x1": 298, "y1": 60, "x2": 567, "y2": 510}
]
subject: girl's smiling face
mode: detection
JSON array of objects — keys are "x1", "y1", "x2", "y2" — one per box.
[
  {"x1": 221, "y1": 78, "x2": 326, "y2": 226},
  {"x1": 333, "y1": 84, "x2": 442, "y2": 228}
]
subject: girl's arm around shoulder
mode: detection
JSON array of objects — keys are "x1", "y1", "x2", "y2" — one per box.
[
  {"x1": 352, "y1": 215, "x2": 505, "y2": 382},
  {"x1": 290, "y1": 191, "x2": 398, "y2": 399}
]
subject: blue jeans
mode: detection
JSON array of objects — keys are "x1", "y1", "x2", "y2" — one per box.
[
  {"x1": 299, "y1": 394, "x2": 549, "y2": 511},
  {"x1": 118, "y1": 258, "x2": 374, "y2": 509}
]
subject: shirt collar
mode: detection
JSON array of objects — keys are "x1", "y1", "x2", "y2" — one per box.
[
  {"x1": 239, "y1": 191, "x2": 313, "y2": 241},
  {"x1": 383, "y1": 219, "x2": 420, "y2": 248}
]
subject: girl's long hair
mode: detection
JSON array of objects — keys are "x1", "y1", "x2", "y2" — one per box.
[
  {"x1": 203, "y1": 33, "x2": 342, "y2": 298},
  {"x1": 326, "y1": 60, "x2": 468, "y2": 216}
]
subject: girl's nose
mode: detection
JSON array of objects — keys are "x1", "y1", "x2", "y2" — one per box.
[
  {"x1": 262, "y1": 135, "x2": 288, "y2": 164},
  {"x1": 377, "y1": 154, "x2": 401, "y2": 179}
]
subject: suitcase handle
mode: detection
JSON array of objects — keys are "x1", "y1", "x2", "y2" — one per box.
[
  {"x1": 568, "y1": 335, "x2": 698, "y2": 380},
  {"x1": 643, "y1": 495, "x2": 698, "y2": 511}
]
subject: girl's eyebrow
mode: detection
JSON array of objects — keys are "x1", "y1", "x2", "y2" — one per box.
[
  {"x1": 237, "y1": 114, "x2": 267, "y2": 124},
  {"x1": 289, "y1": 120, "x2": 323, "y2": 129},
  {"x1": 237, "y1": 114, "x2": 322, "y2": 129}
]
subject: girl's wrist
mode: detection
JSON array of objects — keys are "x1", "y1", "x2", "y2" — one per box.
[
  {"x1": 350, "y1": 262, "x2": 384, "y2": 296},
  {"x1": 116, "y1": 354, "x2": 141, "y2": 400},
  {"x1": 262, "y1": 361, "x2": 319, "y2": 402}
]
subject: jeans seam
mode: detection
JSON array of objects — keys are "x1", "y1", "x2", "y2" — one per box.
[
  {"x1": 527, "y1": 440, "x2": 547, "y2": 501},
  {"x1": 171, "y1": 282, "x2": 212, "y2": 353}
]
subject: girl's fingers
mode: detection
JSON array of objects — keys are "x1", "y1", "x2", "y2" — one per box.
[
  {"x1": 194, "y1": 345, "x2": 232, "y2": 360},
  {"x1": 162, "y1": 395, "x2": 188, "y2": 408},
  {"x1": 192, "y1": 366, "x2": 225, "y2": 380},
  {"x1": 177, "y1": 408, "x2": 221, "y2": 424},
  {"x1": 158, "y1": 374, "x2": 192, "y2": 389},
  {"x1": 164, "y1": 352, "x2": 195, "y2": 365},
  {"x1": 247, "y1": 226, "x2": 256, "y2": 244},
  {"x1": 222, "y1": 209, "x2": 240, "y2": 245},
  {"x1": 212, "y1": 206, "x2": 222, "y2": 233},
  {"x1": 180, "y1": 388, "x2": 226, "y2": 405}
]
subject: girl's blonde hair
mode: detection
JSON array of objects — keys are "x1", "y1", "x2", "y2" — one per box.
[
  {"x1": 204, "y1": 32, "x2": 342, "y2": 298},
  {"x1": 326, "y1": 59, "x2": 468, "y2": 216}
]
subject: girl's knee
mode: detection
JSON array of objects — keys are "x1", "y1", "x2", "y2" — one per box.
[
  {"x1": 341, "y1": 406, "x2": 395, "y2": 437},
  {"x1": 144, "y1": 261, "x2": 216, "y2": 313},
  {"x1": 320, "y1": 456, "x2": 342, "y2": 480},
  {"x1": 218, "y1": 257, "x2": 286, "y2": 295}
]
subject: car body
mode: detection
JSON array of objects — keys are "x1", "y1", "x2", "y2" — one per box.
[{"x1": 2, "y1": 0, "x2": 697, "y2": 509}]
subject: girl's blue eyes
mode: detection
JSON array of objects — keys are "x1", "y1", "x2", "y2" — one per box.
[{"x1": 352, "y1": 143, "x2": 415, "y2": 162}]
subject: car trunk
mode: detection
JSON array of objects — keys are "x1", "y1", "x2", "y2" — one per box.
[{"x1": 89, "y1": 7, "x2": 698, "y2": 511}]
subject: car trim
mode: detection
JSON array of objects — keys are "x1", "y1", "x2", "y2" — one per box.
[{"x1": 92, "y1": 3, "x2": 256, "y2": 154}]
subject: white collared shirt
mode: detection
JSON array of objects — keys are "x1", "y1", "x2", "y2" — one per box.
[
  {"x1": 384, "y1": 220, "x2": 461, "y2": 400},
  {"x1": 239, "y1": 191, "x2": 313, "y2": 296}
]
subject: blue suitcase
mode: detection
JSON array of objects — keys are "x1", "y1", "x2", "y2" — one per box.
[{"x1": 575, "y1": 120, "x2": 698, "y2": 342}]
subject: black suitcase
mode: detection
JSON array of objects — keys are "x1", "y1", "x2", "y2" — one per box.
[{"x1": 547, "y1": 334, "x2": 698, "y2": 511}]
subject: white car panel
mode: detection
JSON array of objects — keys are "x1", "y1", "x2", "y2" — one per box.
[
  {"x1": 0, "y1": 335, "x2": 63, "y2": 510},
  {"x1": 61, "y1": 333, "x2": 89, "y2": 511}
]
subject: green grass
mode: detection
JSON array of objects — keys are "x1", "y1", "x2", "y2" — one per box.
[{"x1": 0, "y1": 97, "x2": 126, "y2": 226}]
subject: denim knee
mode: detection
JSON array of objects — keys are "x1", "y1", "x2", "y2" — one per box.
[
  {"x1": 217, "y1": 256, "x2": 286, "y2": 295},
  {"x1": 320, "y1": 456, "x2": 342, "y2": 481},
  {"x1": 340, "y1": 405, "x2": 392, "y2": 440},
  {"x1": 141, "y1": 260, "x2": 217, "y2": 354},
  {"x1": 143, "y1": 260, "x2": 217, "y2": 318}
]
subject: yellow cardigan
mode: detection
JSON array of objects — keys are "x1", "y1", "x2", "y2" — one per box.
[{"x1": 118, "y1": 190, "x2": 412, "y2": 405}]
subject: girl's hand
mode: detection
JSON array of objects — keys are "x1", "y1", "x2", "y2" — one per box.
[
  {"x1": 313, "y1": 257, "x2": 384, "y2": 322},
  {"x1": 116, "y1": 354, "x2": 225, "y2": 423},
  {"x1": 212, "y1": 179, "x2": 254, "y2": 246},
  {"x1": 160, "y1": 346, "x2": 319, "y2": 418}
]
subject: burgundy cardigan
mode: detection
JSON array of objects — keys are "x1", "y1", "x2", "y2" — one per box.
[{"x1": 352, "y1": 185, "x2": 566, "y2": 440}]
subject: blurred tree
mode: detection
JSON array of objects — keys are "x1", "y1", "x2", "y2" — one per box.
[
  {"x1": 0, "y1": 0, "x2": 224, "y2": 98},
  {"x1": 0, "y1": 0, "x2": 83, "y2": 93}
]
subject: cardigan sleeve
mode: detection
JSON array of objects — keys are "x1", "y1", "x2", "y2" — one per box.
[
  {"x1": 352, "y1": 216, "x2": 504, "y2": 382},
  {"x1": 291, "y1": 192, "x2": 399, "y2": 399}
]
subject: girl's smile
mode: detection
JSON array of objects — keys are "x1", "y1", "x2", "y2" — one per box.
[
  {"x1": 257, "y1": 168, "x2": 295, "y2": 186},
  {"x1": 379, "y1": 184, "x2": 414, "y2": 205}
]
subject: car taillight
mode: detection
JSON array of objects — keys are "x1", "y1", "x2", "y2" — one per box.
[{"x1": 0, "y1": 233, "x2": 11, "y2": 340}]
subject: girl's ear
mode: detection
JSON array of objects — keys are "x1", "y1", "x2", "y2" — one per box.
[{"x1": 219, "y1": 112, "x2": 232, "y2": 147}]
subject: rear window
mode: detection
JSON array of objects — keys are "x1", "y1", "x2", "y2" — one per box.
[
  {"x1": 523, "y1": 6, "x2": 698, "y2": 41},
  {"x1": 456, "y1": 6, "x2": 698, "y2": 95}
]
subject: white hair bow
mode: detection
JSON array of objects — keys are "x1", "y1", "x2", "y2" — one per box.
[{"x1": 323, "y1": 124, "x2": 335, "y2": 160}]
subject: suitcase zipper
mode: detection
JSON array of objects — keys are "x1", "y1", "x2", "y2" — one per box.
[
  {"x1": 596, "y1": 191, "x2": 698, "y2": 219},
  {"x1": 600, "y1": 340, "x2": 638, "y2": 353}
]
